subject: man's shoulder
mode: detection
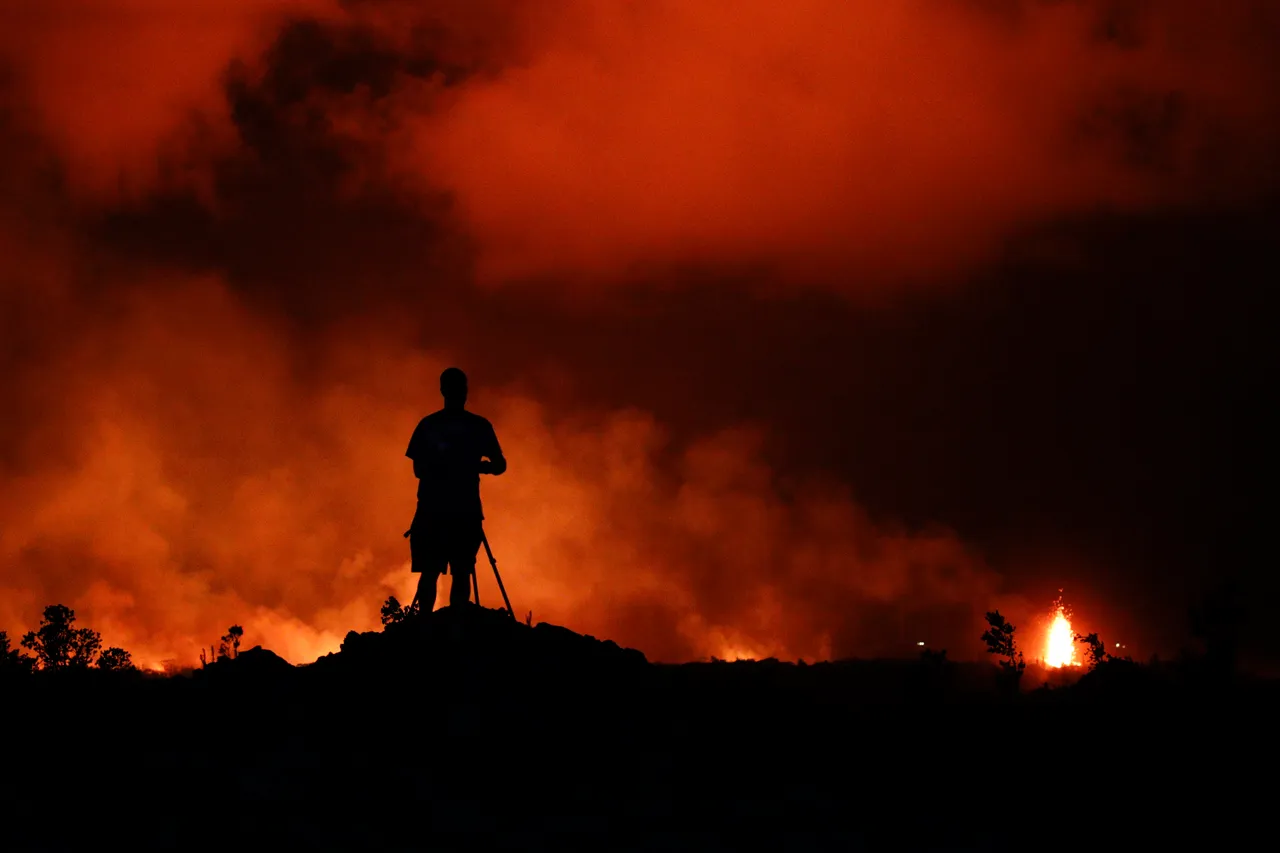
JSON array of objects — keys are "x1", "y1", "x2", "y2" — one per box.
[
  {"x1": 460, "y1": 411, "x2": 496, "y2": 437},
  {"x1": 409, "y1": 411, "x2": 447, "y2": 445},
  {"x1": 417, "y1": 409, "x2": 492, "y2": 430}
]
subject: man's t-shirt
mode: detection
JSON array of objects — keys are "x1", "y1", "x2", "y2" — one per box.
[{"x1": 406, "y1": 409, "x2": 504, "y2": 521}]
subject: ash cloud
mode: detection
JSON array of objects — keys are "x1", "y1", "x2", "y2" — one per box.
[
  {"x1": 0, "y1": 0, "x2": 1276, "y2": 667},
  {"x1": 0, "y1": 225, "x2": 1011, "y2": 664},
  {"x1": 0, "y1": 0, "x2": 341, "y2": 202},
  {"x1": 346, "y1": 0, "x2": 1280, "y2": 291}
]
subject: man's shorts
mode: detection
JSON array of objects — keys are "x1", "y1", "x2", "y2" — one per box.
[{"x1": 410, "y1": 513, "x2": 483, "y2": 577}]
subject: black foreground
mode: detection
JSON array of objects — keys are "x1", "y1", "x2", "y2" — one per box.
[{"x1": 1, "y1": 605, "x2": 1272, "y2": 849}]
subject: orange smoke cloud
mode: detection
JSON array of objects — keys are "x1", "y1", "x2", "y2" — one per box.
[
  {"x1": 4, "y1": 1, "x2": 1275, "y2": 284},
  {"x1": 0, "y1": 0, "x2": 339, "y2": 201},
  {"x1": 3, "y1": 0, "x2": 1269, "y2": 668},
  {"x1": 350, "y1": 0, "x2": 1280, "y2": 290},
  {"x1": 0, "y1": 212, "x2": 1012, "y2": 664}
]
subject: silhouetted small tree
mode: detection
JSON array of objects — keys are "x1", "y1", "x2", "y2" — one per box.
[
  {"x1": 1, "y1": 630, "x2": 36, "y2": 673},
  {"x1": 21, "y1": 604, "x2": 102, "y2": 670},
  {"x1": 380, "y1": 596, "x2": 403, "y2": 626},
  {"x1": 1074, "y1": 632, "x2": 1109, "y2": 669},
  {"x1": 97, "y1": 647, "x2": 135, "y2": 672},
  {"x1": 381, "y1": 596, "x2": 419, "y2": 627},
  {"x1": 219, "y1": 625, "x2": 243, "y2": 660},
  {"x1": 981, "y1": 610, "x2": 1025, "y2": 687}
]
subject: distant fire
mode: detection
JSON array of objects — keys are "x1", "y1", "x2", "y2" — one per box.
[
  {"x1": 1043, "y1": 599, "x2": 1080, "y2": 668},
  {"x1": 716, "y1": 644, "x2": 766, "y2": 662}
]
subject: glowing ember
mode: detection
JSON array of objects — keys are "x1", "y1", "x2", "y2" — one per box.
[{"x1": 1043, "y1": 600, "x2": 1079, "y2": 668}]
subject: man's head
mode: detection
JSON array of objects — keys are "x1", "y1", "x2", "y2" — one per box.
[{"x1": 440, "y1": 367, "x2": 468, "y2": 409}]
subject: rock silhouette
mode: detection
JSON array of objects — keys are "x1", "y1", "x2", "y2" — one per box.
[
  {"x1": 320, "y1": 604, "x2": 646, "y2": 678},
  {"x1": 195, "y1": 644, "x2": 295, "y2": 686},
  {"x1": 0, "y1": 603, "x2": 1273, "y2": 848}
]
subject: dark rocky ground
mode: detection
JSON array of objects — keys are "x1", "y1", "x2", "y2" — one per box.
[{"x1": 1, "y1": 605, "x2": 1274, "y2": 849}]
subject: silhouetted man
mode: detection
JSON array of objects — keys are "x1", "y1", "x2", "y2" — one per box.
[{"x1": 406, "y1": 368, "x2": 506, "y2": 610}]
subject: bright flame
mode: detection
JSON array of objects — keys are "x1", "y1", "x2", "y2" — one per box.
[{"x1": 1044, "y1": 601, "x2": 1079, "y2": 668}]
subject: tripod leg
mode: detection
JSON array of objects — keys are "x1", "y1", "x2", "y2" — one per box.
[
  {"x1": 471, "y1": 570, "x2": 480, "y2": 606},
  {"x1": 481, "y1": 529, "x2": 516, "y2": 620}
]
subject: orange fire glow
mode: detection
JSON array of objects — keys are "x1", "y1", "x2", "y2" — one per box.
[
  {"x1": 716, "y1": 645, "x2": 765, "y2": 663},
  {"x1": 1, "y1": 0, "x2": 1277, "y2": 669},
  {"x1": 1043, "y1": 600, "x2": 1079, "y2": 669}
]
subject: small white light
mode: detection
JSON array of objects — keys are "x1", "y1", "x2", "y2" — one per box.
[
  {"x1": 1115, "y1": 643, "x2": 1120, "y2": 647},
  {"x1": 917, "y1": 641, "x2": 925, "y2": 646}
]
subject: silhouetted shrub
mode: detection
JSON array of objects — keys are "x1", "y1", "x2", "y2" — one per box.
[
  {"x1": 1, "y1": 630, "x2": 36, "y2": 673},
  {"x1": 381, "y1": 596, "x2": 419, "y2": 627},
  {"x1": 21, "y1": 604, "x2": 102, "y2": 670},
  {"x1": 97, "y1": 647, "x2": 136, "y2": 672},
  {"x1": 198, "y1": 625, "x2": 246, "y2": 668},
  {"x1": 1075, "y1": 632, "x2": 1108, "y2": 669},
  {"x1": 219, "y1": 625, "x2": 244, "y2": 660},
  {"x1": 380, "y1": 596, "x2": 403, "y2": 626},
  {"x1": 981, "y1": 611, "x2": 1025, "y2": 689}
]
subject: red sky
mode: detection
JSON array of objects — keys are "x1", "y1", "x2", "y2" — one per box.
[{"x1": 1, "y1": 0, "x2": 1277, "y2": 668}]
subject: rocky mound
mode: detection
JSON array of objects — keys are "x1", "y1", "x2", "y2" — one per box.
[
  {"x1": 308, "y1": 604, "x2": 649, "y2": 685},
  {"x1": 189, "y1": 605, "x2": 647, "y2": 693},
  {"x1": 192, "y1": 644, "x2": 295, "y2": 687}
]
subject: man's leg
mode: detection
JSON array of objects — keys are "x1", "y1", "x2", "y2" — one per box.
[
  {"x1": 448, "y1": 568, "x2": 472, "y2": 608},
  {"x1": 416, "y1": 571, "x2": 440, "y2": 612},
  {"x1": 447, "y1": 522, "x2": 483, "y2": 608},
  {"x1": 409, "y1": 513, "x2": 446, "y2": 612}
]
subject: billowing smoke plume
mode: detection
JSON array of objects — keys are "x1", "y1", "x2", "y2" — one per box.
[
  {"x1": 347, "y1": 0, "x2": 1280, "y2": 289},
  {"x1": 1, "y1": 0, "x2": 1276, "y2": 666},
  {"x1": 0, "y1": 225, "x2": 1010, "y2": 665},
  {"x1": 0, "y1": 0, "x2": 340, "y2": 200}
]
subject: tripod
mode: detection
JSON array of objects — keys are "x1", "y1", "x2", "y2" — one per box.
[
  {"x1": 405, "y1": 525, "x2": 515, "y2": 620},
  {"x1": 480, "y1": 528, "x2": 516, "y2": 620}
]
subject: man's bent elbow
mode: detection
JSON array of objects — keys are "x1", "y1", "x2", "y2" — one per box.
[{"x1": 490, "y1": 457, "x2": 508, "y2": 476}]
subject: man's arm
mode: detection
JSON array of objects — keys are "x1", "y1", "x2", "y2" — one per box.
[{"x1": 478, "y1": 421, "x2": 506, "y2": 475}]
